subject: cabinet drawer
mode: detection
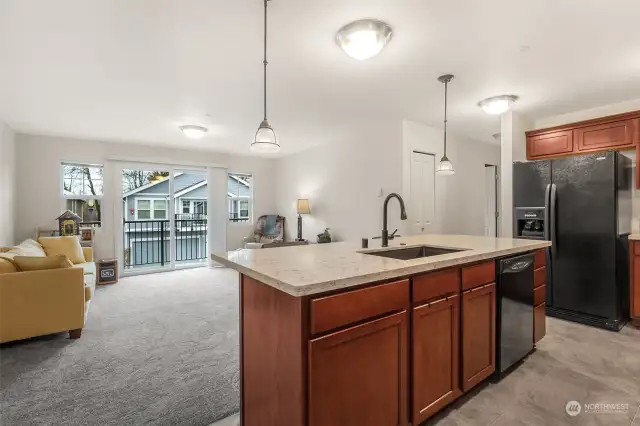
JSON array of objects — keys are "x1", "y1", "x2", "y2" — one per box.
[
  {"x1": 534, "y1": 285, "x2": 546, "y2": 306},
  {"x1": 527, "y1": 130, "x2": 574, "y2": 159},
  {"x1": 534, "y1": 303, "x2": 546, "y2": 343},
  {"x1": 534, "y1": 267, "x2": 546, "y2": 288},
  {"x1": 575, "y1": 119, "x2": 637, "y2": 152},
  {"x1": 634, "y1": 242, "x2": 640, "y2": 256},
  {"x1": 413, "y1": 268, "x2": 460, "y2": 304},
  {"x1": 534, "y1": 250, "x2": 546, "y2": 269},
  {"x1": 461, "y1": 262, "x2": 495, "y2": 291},
  {"x1": 310, "y1": 280, "x2": 409, "y2": 335}
]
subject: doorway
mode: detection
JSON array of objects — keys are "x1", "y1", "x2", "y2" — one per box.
[
  {"x1": 484, "y1": 164, "x2": 499, "y2": 237},
  {"x1": 118, "y1": 164, "x2": 209, "y2": 275},
  {"x1": 410, "y1": 151, "x2": 436, "y2": 234}
]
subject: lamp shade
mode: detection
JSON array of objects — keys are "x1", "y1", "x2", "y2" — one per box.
[{"x1": 297, "y1": 199, "x2": 311, "y2": 215}]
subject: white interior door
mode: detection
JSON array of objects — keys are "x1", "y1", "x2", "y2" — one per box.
[
  {"x1": 410, "y1": 151, "x2": 435, "y2": 234},
  {"x1": 484, "y1": 165, "x2": 497, "y2": 237}
]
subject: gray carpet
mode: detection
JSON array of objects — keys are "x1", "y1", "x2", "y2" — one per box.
[{"x1": 0, "y1": 267, "x2": 240, "y2": 426}]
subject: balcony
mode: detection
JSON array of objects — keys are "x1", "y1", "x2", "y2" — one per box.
[{"x1": 123, "y1": 215, "x2": 208, "y2": 270}]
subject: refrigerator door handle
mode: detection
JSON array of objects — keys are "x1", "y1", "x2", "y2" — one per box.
[
  {"x1": 550, "y1": 183, "x2": 557, "y2": 258},
  {"x1": 544, "y1": 184, "x2": 551, "y2": 241}
]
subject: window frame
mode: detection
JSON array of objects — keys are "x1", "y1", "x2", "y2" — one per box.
[
  {"x1": 135, "y1": 197, "x2": 168, "y2": 220},
  {"x1": 227, "y1": 172, "x2": 253, "y2": 225},
  {"x1": 60, "y1": 162, "x2": 104, "y2": 226}
]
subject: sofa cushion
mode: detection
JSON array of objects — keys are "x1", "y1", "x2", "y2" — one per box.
[
  {"x1": 0, "y1": 258, "x2": 17, "y2": 274},
  {"x1": 72, "y1": 262, "x2": 96, "y2": 276},
  {"x1": 13, "y1": 255, "x2": 73, "y2": 272},
  {"x1": 38, "y1": 236, "x2": 86, "y2": 264},
  {"x1": 15, "y1": 239, "x2": 47, "y2": 257}
]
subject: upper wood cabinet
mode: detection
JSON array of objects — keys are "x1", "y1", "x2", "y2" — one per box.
[
  {"x1": 575, "y1": 119, "x2": 637, "y2": 152},
  {"x1": 308, "y1": 311, "x2": 409, "y2": 426},
  {"x1": 527, "y1": 130, "x2": 574, "y2": 159},
  {"x1": 461, "y1": 283, "x2": 496, "y2": 392},
  {"x1": 412, "y1": 295, "x2": 461, "y2": 425}
]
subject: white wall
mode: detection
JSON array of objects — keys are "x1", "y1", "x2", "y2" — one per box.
[
  {"x1": 274, "y1": 119, "x2": 501, "y2": 244},
  {"x1": 534, "y1": 98, "x2": 640, "y2": 129},
  {"x1": 14, "y1": 134, "x2": 277, "y2": 258},
  {"x1": 275, "y1": 121, "x2": 403, "y2": 243},
  {"x1": 0, "y1": 121, "x2": 16, "y2": 246},
  {"x1": 402, "y1": 120, "x2": 501, "y2": 237}
]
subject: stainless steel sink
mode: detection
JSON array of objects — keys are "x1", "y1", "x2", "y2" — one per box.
[{"x1": 364, "y1": 245, "x2": 467, "y2": 260}]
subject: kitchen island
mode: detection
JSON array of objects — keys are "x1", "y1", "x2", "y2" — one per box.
[{"x1": 211, "y1": 234, "x2": 551, "y2": 426}]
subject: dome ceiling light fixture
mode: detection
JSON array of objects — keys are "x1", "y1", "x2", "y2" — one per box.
[
  {"x1": 436, "y1": 74, "x2": 455, "y2": 176},
  {"x1": 478, "y1": 95, "x2": 518, "y2": 115},
  {"x1": 251, "y1": 0, "x2": 280, "y2": 153},
  {"x1": 179, "y1": 125, "x2": 208, "y2": 139},
  {"x1": 335, "y1": 19, "x2": 393, "y2": 61}
]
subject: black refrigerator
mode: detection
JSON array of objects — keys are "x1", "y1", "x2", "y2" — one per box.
[{"x1": 513, "y1": 151, "x2": 632, "y2": 331}]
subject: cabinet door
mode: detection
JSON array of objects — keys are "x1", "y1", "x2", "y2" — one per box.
[
  {"x1": 576, "y1": 119, "x2": 637, "y2": 152},
  {"x1": 412, "y1": 295, "x2": 461, "y2": 424},
  {"x1": 632, "y1": 252, "x2": 640, "y2": 319},
  {"x1": 461, "y1": 283, "x2": 496, "y2": 392},
  {"x1": 309, "y1": 311, "x2": 408, "y2": 426},
  {"x1": 534, "y1": 303, "x2": 546, "y2": 343},
  {"x1": 527, "y1": 130, "x2": 574, "y2": 159}
]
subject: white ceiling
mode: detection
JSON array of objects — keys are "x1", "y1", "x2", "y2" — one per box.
[{"x1": 1, "y1": 0, "x2": 639, "y2": 156}]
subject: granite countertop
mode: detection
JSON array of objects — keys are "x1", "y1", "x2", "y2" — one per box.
[
  {"x1": 629, "y1": 234, "x2": 640, "y2": 241},
  {"x1": 210, "y1": 234, "x2": 551, "y2": 297}
]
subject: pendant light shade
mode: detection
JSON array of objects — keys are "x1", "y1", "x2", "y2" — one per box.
[
  {"x1": 252, "y1": 119, "x2": 279, "y2": 152},
  {"x1": 436, "y1": 156, "x2": 455, "y2": 175},
  {"x1": 251, "y1": 0, "x2": 280, "y2": 153},
  {"x1": 436, "y1": 74, "x2": 455, "y2": 176}
]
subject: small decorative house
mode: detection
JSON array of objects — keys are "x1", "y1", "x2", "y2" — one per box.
[{"x1": 57, "y1": 210, "x2": 82, "y2": 236}]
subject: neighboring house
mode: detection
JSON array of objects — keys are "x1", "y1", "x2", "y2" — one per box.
[{"x1": 121, "y1": 172, "x2": 250, "y2": 268}]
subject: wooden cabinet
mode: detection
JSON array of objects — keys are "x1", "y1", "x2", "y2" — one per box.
[
  {"x1": 575, "y1": 119, "x2": 637, "y2": 152},
  {"x1": 527, "y1": 130, "x2": 574, "y2": 159},
  {"x1": 308, "y1": 311, "x2": 408, "y2": 426},
  {"x1": 525, "y1": 112, "x2": 640, "y2": 189},
  {"x1": 412, "y1": 295, "x2": 461, "y2": 424},
  {"x1": 630, "y1": 242, "x2": 640, "y2": 325},
  {"x1": 533, "y1": 249, "x2": 547, "y2": 343},
  {"x1": 534, "y1": 304, "x2": 546, "y2": 343},
  {"x1": 461, "y1": 283, "x2": 496, "y2": 392}
]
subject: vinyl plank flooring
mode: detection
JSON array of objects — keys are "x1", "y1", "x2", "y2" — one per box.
[{"x1": 423, "y1": 318, "x2": 639, "y2": 426}]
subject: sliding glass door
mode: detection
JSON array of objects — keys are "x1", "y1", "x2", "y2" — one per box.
[
  {"x1": 172, "y1": 169, "x2": 208, "y2": 267},
  {"x1": 118, "y1": 164, "x2": 208, "y2": 275}
]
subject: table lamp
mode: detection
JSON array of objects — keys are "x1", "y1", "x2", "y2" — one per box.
[{"x1": 297, "y1": 199, "x2": 311, "y2": 241}]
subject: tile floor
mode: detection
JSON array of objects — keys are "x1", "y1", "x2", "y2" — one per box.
[{"x1": 210, "y1": 317, "x2": 640, "y2": 426}]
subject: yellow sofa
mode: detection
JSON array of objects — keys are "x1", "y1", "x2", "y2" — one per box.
[{"x1": 0, "y1": 239, "x2": 96, "y2": 343}]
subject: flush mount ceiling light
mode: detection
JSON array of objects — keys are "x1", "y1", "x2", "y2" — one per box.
[
  {"x1": 251, "y1": 0, "x2": 280, "y2": 153},
  {"x1": 436, "y1": 74, "x2": 455, "y2": 176},
  {"x1": 335, "y1": 19, "x2": 393, "y2": 61},
  {"x1": 478, "y1": 95, "x2": 518, "y2": 115},
  {"x1": 179, "y1": 125, "x2": 208, "y2": 139}
]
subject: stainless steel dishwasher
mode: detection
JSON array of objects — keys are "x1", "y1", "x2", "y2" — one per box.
[{"x1": 495, "y1": 252, "x2": 535, "y2": 375}]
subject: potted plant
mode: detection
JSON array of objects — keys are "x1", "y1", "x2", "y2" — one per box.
[{"x1": 317, "y1": 228, "x2": 332, "y2": 244}]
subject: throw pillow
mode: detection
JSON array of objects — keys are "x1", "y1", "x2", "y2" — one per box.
[
  {"x1": 38, "y1": 236, "x2": 86, "y2": 264},
  {"x1": 15, "y1": 239, "x2": 47, "y2": 257},
  {"x1": 14, "y1": 255, "x2": 73, "y2": 271}
]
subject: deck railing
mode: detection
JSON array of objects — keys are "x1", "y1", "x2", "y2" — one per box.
[{"x1": 123, "y1": 216, "x2": 207, "y2": 268}]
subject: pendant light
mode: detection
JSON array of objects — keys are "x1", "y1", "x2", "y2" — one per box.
[
  {"x1": 436, "y1": 74, "x2": 455, "y2": 176},
  {"x1": 251, "y1": 0, "x2": 280, "y2": 153}
]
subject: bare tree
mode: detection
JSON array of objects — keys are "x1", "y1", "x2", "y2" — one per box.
[{"x1": 122, "y1": 170, "x2": 169, "y2": 192}]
